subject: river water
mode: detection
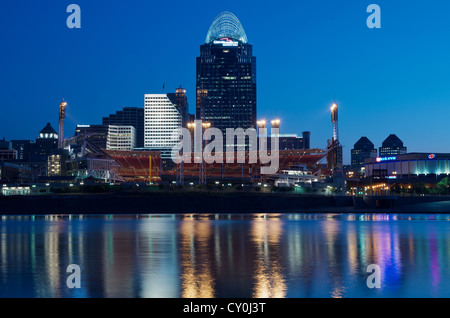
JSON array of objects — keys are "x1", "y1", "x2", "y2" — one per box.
[{"x1": 1, "y1": 213, "x2": 450, "y2": 298}]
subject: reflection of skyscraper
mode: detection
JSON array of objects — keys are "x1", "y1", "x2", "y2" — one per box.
[
  {"x1": 179, "y1": 217, "x2": 215, "y2": 298},
  {"x1": 196, "y1": 12, "x2": 256, "y2": 148}
]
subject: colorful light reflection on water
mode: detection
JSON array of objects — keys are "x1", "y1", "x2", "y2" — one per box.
[{"x1": 1, "y1": 213, "x2": 450, "y2": 298}]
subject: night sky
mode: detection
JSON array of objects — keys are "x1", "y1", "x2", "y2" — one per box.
[{"x1": 1, "y1": 0, "x2": 449, "y2": 163}]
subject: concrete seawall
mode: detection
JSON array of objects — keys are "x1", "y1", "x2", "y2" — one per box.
[
  {"x1": 1, "y1": 193, "x2": 450, "y2": 214},
  {"x1": 0, "y1": 193, "x2": 353, "y2": 214}
]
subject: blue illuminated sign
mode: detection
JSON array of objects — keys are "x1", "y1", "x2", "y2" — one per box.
[{"x1": 376, "y1": 156, "x2": 397, "y2": 162}]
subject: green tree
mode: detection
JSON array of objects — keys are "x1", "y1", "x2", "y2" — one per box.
[{"x1": 436, "y1": 177, "x2": 450, "y2": 195}]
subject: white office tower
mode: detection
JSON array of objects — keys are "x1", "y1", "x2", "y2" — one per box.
[
  {"x1": 144, "y1": 94, "x2": 182, "y2": 158},
  {"x1": 106, "y1": 125, "x2": 136, "y2": 151}
]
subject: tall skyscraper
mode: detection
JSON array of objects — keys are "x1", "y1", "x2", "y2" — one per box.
[
  {"x1": 196, "y1": 12, "x2": 256, "y2": 148},
  {"x1": 144, "y1": 94, "x2": 182, "y2": 158},
  {"x1": 379, "y1": 134, "x2": 407, "y2": 157},
  {"x1": 351, "y1": 137, "x2": 377, "y2": 169},
  {"x1": 168, "y1": 87, "x2": 189, "y2": 128},
  {"x1": 102, "y1": 107, "x2": 145, "y2": 148}
]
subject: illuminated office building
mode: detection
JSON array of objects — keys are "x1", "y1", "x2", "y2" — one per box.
[
  {"x1": 144, "y1": 94, "x2": 182, "y2": 158},
  {"x1": 379, "y1": 134, "x2": 407, "y2": 157},
  {"x1": 102, "y1": 107, "x2": 145, "y2": 148},
  {"x1": 196, "y1": 12, "x2": 256, "y2": 149},
  {"x1": 351, "y1": 137, "x2": 377, "y2": 169},
  {"x1": 34, "y1": 123, "x2": 58, "y2": 159},
  {"x1": 106, "y1": 125, "x2": 136, "y2": 151}
]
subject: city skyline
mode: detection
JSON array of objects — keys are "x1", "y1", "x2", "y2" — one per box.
[{"x1": 1, "y1": 1, "x2": 450, "y2": 165}]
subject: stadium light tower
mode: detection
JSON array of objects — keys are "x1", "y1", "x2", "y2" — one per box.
[
  {"x1": 58, "y1": 98, "x2": 67, "y2": 149},
  {"x1": 331, "y1": 103, "x2": 339, "y2": 142}
]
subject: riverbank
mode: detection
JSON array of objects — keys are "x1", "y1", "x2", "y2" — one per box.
[{"x1": 1, "y1": 192, "x2": 450, "y2": 214}]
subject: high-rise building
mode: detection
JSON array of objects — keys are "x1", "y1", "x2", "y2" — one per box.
[
  {"x1": 351, "y1": 137, "x2": 377, "y2": 169},
  {"x1": 34, "y1": 123, "x2": 58, "y2": 159},
  {"x1": 102, "y1": 107, "x2": 144, "y2": 148},
  {"x1": 168, "y1": 87, "x2": 189, "y2": 128},
  {"x1": 196, "y1": 12, "x2": 256, "y2": 148},
  {"x1": 144, "y1": 94, "x2": 182, "y2": 158},
  {"x1": 379, "y1": 134, "x2": 407, "y2": 157},
  {"x1": 106, "y1": 125, "x2": 136, "y2": 151}
]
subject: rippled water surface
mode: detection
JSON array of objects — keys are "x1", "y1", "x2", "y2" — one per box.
[{"x1": 1, "y1": 213, "x2": 450, "y2": 298}]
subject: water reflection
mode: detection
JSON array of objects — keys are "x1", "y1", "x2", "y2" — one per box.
[{"x1": 1, "y1": 213, "x2": 450, "y2": 297}]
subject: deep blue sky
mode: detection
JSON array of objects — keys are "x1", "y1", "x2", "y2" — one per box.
[{"x1": 1, "y1": 0, "x2": 449, "y2": 163}]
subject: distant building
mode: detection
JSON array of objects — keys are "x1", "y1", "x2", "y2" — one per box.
[
  {"x1": 379, "y1": 134, "x2": 407, "y2": 157},
  {"x1": 144, "y1": 94, "x2": 182, "y2": 158},
  {"x1": 47, "y1": 149, "x2": 69, "y2": 177},
  {"x1": 102, "y1": 107, "x2": 145, "y2": 148},
  {"x1": 106, "y1": 125, "x2": 136, "y2": 151},
  {"x1": 0, "y1": 149, "x2": 17, "y2": 161},
  {"x1": 0, "y1": 162, "x2": 32, "y2": 184},
  {"x1": 11, "y1": 140, "x2": 34, "y2": 161},
  {"x1": 0, "y1": 138, "x2": 17, "y2": 161},
  {"x1": 364, "y1": 152, "x2": 450, "y2": 182},
  {"x1": 34, "y1": 123, "x2": 58, "y2": 159},
  {"x1": 0, "y1": 138, "x2": 10, "y2": 150},
  {"x1": 74, "y1": 125, "x2": 109, "y2": 150},
  {"x1": 168, "y1": 87, "x2": 189, "y2": 128},
  {"x1": 351, "y1": 137, "x2": 377, "y2": 169},
  {"x1": 279, "y1": 132, "x2": 311, "y2": 150}
]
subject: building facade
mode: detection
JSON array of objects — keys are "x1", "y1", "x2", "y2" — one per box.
[
  {"x1": 144, "y1": 94, "x2": 182, "y2": 158},
  {"x1": 102, "y1": 107, "x2": 145, "y2": 148},
  {"x1": 351, "y1": 137, "x2": 377, "y2": 169},
  {"x1": 365, "y1": 153, "x2": 450, "y2": 179},
  {"x1": 196, "y1": 12, "x2": 256, "y2": 149},
  {"x1": 379, "y1": 134, "x2": 407, "y2": 157},
  {"x1": 34, "y1": 123, "x2": 58, "y2": 159},
  {"x1": 279, "y1": 132, "x2": 311, "y2": 151},
  {"x1": 167, "y1": 87, "x2": 189, "y2": 128},
  {"x1": 106, "y1": 125, "x2": 136, "y2": 151},
  {"x1": 74, "y1": 125, "x2": 109, "y2": 150},
  {"x1": 11, "y1": 140, "x2": 34, "y2": 161}
]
